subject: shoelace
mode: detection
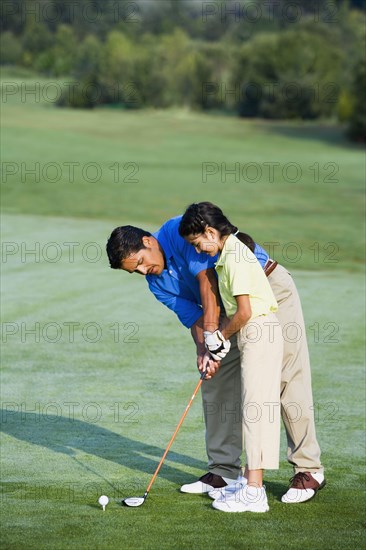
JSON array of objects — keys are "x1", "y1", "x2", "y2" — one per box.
[{"x1": 289, "y1": 472, "x2": 312, "y2": 489}]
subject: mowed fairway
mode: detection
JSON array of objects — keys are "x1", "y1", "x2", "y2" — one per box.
[{"x1": 1, "y1": 73, "x2": 365, "y2": 549}]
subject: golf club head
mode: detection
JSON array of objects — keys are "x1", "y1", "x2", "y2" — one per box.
[{"x1": 122, "y1": 496, "x2": 146, "y2": 507}]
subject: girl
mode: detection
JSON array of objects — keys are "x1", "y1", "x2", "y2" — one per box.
[{"x1": 179, "y1": 202, "x2": 283, "y2": 513}]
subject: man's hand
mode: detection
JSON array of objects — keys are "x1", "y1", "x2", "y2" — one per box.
[
  {"x1": 204, "y1": 330, "x2": 231, "y2": 361},
  {"x1": 197, "y1": 352, "x2": 221, "y2": 379}
]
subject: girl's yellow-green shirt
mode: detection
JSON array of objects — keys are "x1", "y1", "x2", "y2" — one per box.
[{"x1": 215, "y1": 234, "x2": 278, "y2": 320}]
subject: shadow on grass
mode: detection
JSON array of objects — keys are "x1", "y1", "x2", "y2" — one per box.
[
  {"x1": 0, "y1": 408, "x2": 207, "y2": 488},
  {"x1": 265, "y1": 480, "x2": 289, "y2": 502},
  {"x1": 266, "y1": 121, "x2": 364, "y2": 150}
]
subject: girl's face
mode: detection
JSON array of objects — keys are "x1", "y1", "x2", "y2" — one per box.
[{"x1": 185, "y1": 227, "x2": 223, "y2": 256}]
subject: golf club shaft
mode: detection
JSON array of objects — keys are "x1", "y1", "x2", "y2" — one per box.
[{"x1": 145, "y1": 371, "x2": 206, "y2": 494}]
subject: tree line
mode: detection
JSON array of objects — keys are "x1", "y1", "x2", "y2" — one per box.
[{"x1": 1, "y1": 0, "x2": 365, "y2": 140}]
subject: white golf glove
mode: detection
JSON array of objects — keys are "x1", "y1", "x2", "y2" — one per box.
[{"x1": 204, "y1": 330, "x2": 231, "y2": 361}]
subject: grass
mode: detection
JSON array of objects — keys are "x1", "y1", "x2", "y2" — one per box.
[
  {"x1": 1, "y1": 71, "x2": 365, "y2": 270},
  {"x1": 1, "y1": 71, "x2": 365, "y2": 549},
  {"x1": 1, "y1": 214, "x2": 365, "y2": 550}
]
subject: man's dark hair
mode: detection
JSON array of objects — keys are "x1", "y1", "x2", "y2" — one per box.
[{"x1": 106, "y1": 226, "x2": 151, "y2": 269}]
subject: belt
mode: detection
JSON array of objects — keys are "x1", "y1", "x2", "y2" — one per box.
[{"x1": 264, "y1": 259, "x2": 278, "y2": 277}]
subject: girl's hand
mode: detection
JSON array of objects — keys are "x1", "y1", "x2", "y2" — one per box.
[{"x1": 204, "y1": 330, "x2": 231, "y2": 361}]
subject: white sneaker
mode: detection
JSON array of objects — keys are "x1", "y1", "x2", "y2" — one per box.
[
  {"x1": 208, "y1": 475, "x2": 248, "y2": 500},
  {"x1": 180, "y1": 472, "x2": 236, "y2": 494},
  {"x1": 212, "y1": 485, "x2": 269, "y2": 513},
  {"x1": 281, "y1": 472, "x2": 326, "y2": 504}
]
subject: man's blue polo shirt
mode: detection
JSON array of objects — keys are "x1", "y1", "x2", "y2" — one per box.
[{"x1": 146, "y1": 216, "x2": 269, "y2": 329}]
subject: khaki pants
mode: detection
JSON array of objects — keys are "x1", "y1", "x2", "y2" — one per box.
[
  {"x1": 268, "y1": 265, "x2": 323, "y2": 474},
  {"x1": 237, "y1": 313, "x2": 283, "y2": 470},
  {"x1": 201, "y1": 264, "x2": 323, "y2": 477}
]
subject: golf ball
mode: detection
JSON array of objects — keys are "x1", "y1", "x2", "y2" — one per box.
[{"x1": 98, "y1": 495, "x2": 109, "y2": 506}]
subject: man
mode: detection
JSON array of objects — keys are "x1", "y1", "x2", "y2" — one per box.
[{"x1": 106, "y1": 215, "x2": 325, "y2": 503}]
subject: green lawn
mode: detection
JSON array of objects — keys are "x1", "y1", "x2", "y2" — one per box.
[
  {"x1": 1, "y1": 72, "x2": 365, "y2": 270},
  {"x1": 1, "y1": 72, "x2": 365, "y2": 549}
]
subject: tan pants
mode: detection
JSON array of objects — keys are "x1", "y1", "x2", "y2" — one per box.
[
  {"x1": 201, "y1": 264, "x2": 323, "y2": 477},
  {"x1": 268, "y1": 265, "x2": 323, "y2": 474},
  {"x1": 237, "y1": 313, "x2": 283, "y2": 470}
]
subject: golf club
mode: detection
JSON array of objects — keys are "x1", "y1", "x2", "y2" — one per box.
[{"x1": 122, "y1": 369, "x2": 207, "y2": 507}]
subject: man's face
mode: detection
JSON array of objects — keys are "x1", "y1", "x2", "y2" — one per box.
[{"x1": 120, "y1": 236, "x2": 165, "y2": 276}]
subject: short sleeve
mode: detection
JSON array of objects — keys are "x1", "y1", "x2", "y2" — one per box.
[
  {"x1": 147, "y1": 280, "x2": 203, "y2": 329},
  {"x1": 183, "y1": 241, "x2": 217, "y2": 278},
  {"x1": 253, "y1": 243, "x2": 269, "y2": 268}
]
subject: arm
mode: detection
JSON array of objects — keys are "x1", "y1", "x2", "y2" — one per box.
[
  {"x1": 190, "y1": 315, "x2": 205, "y2": 356},
  {"x1": 196, "y1": 268, "x2": 222, "y2": 379},
  {"x1": 204, "y1": 295, "x2": 251, "y2": 362},
  {"x1": 221, "y1": 295, "x2": 251, "y2": 340},
  {"x1": 191, "y1": 316, "x2": 221, "y2": 380},
  {"x1": 196, "y1": 268, "x2": 221, "y2": 333},
  {"x1": 147, "y1": 278, "x2": 219, "y2": 378}
]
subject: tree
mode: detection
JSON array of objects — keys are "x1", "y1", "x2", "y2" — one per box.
[
  {"x1": 34, "y1": 25, "x2": 77, "y2": 75},
  {"x1": 57, "y1": 34, "x2": 103, "y2": 108},
  {"x1": 348, "y1": 58, "x2": 366, "y2": 141},
  {"x1": 149, "y1": 29, "x2": 212, "y2": 108},
  {"x1": 21, "y1": 21, "x2": 53, "y2": 67},
  {"x1": 232, "y1": 27, "x2": 344, "y2": 119},
  {"x1": 0, "y1": 31, "x2": 22, "y2": 64},
  {"x1": 52, "y1": 25, "x2": 78, "y2": 75},
  {"x1": 98, "y1": 31, "x2": 139, "y2": 106}
]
